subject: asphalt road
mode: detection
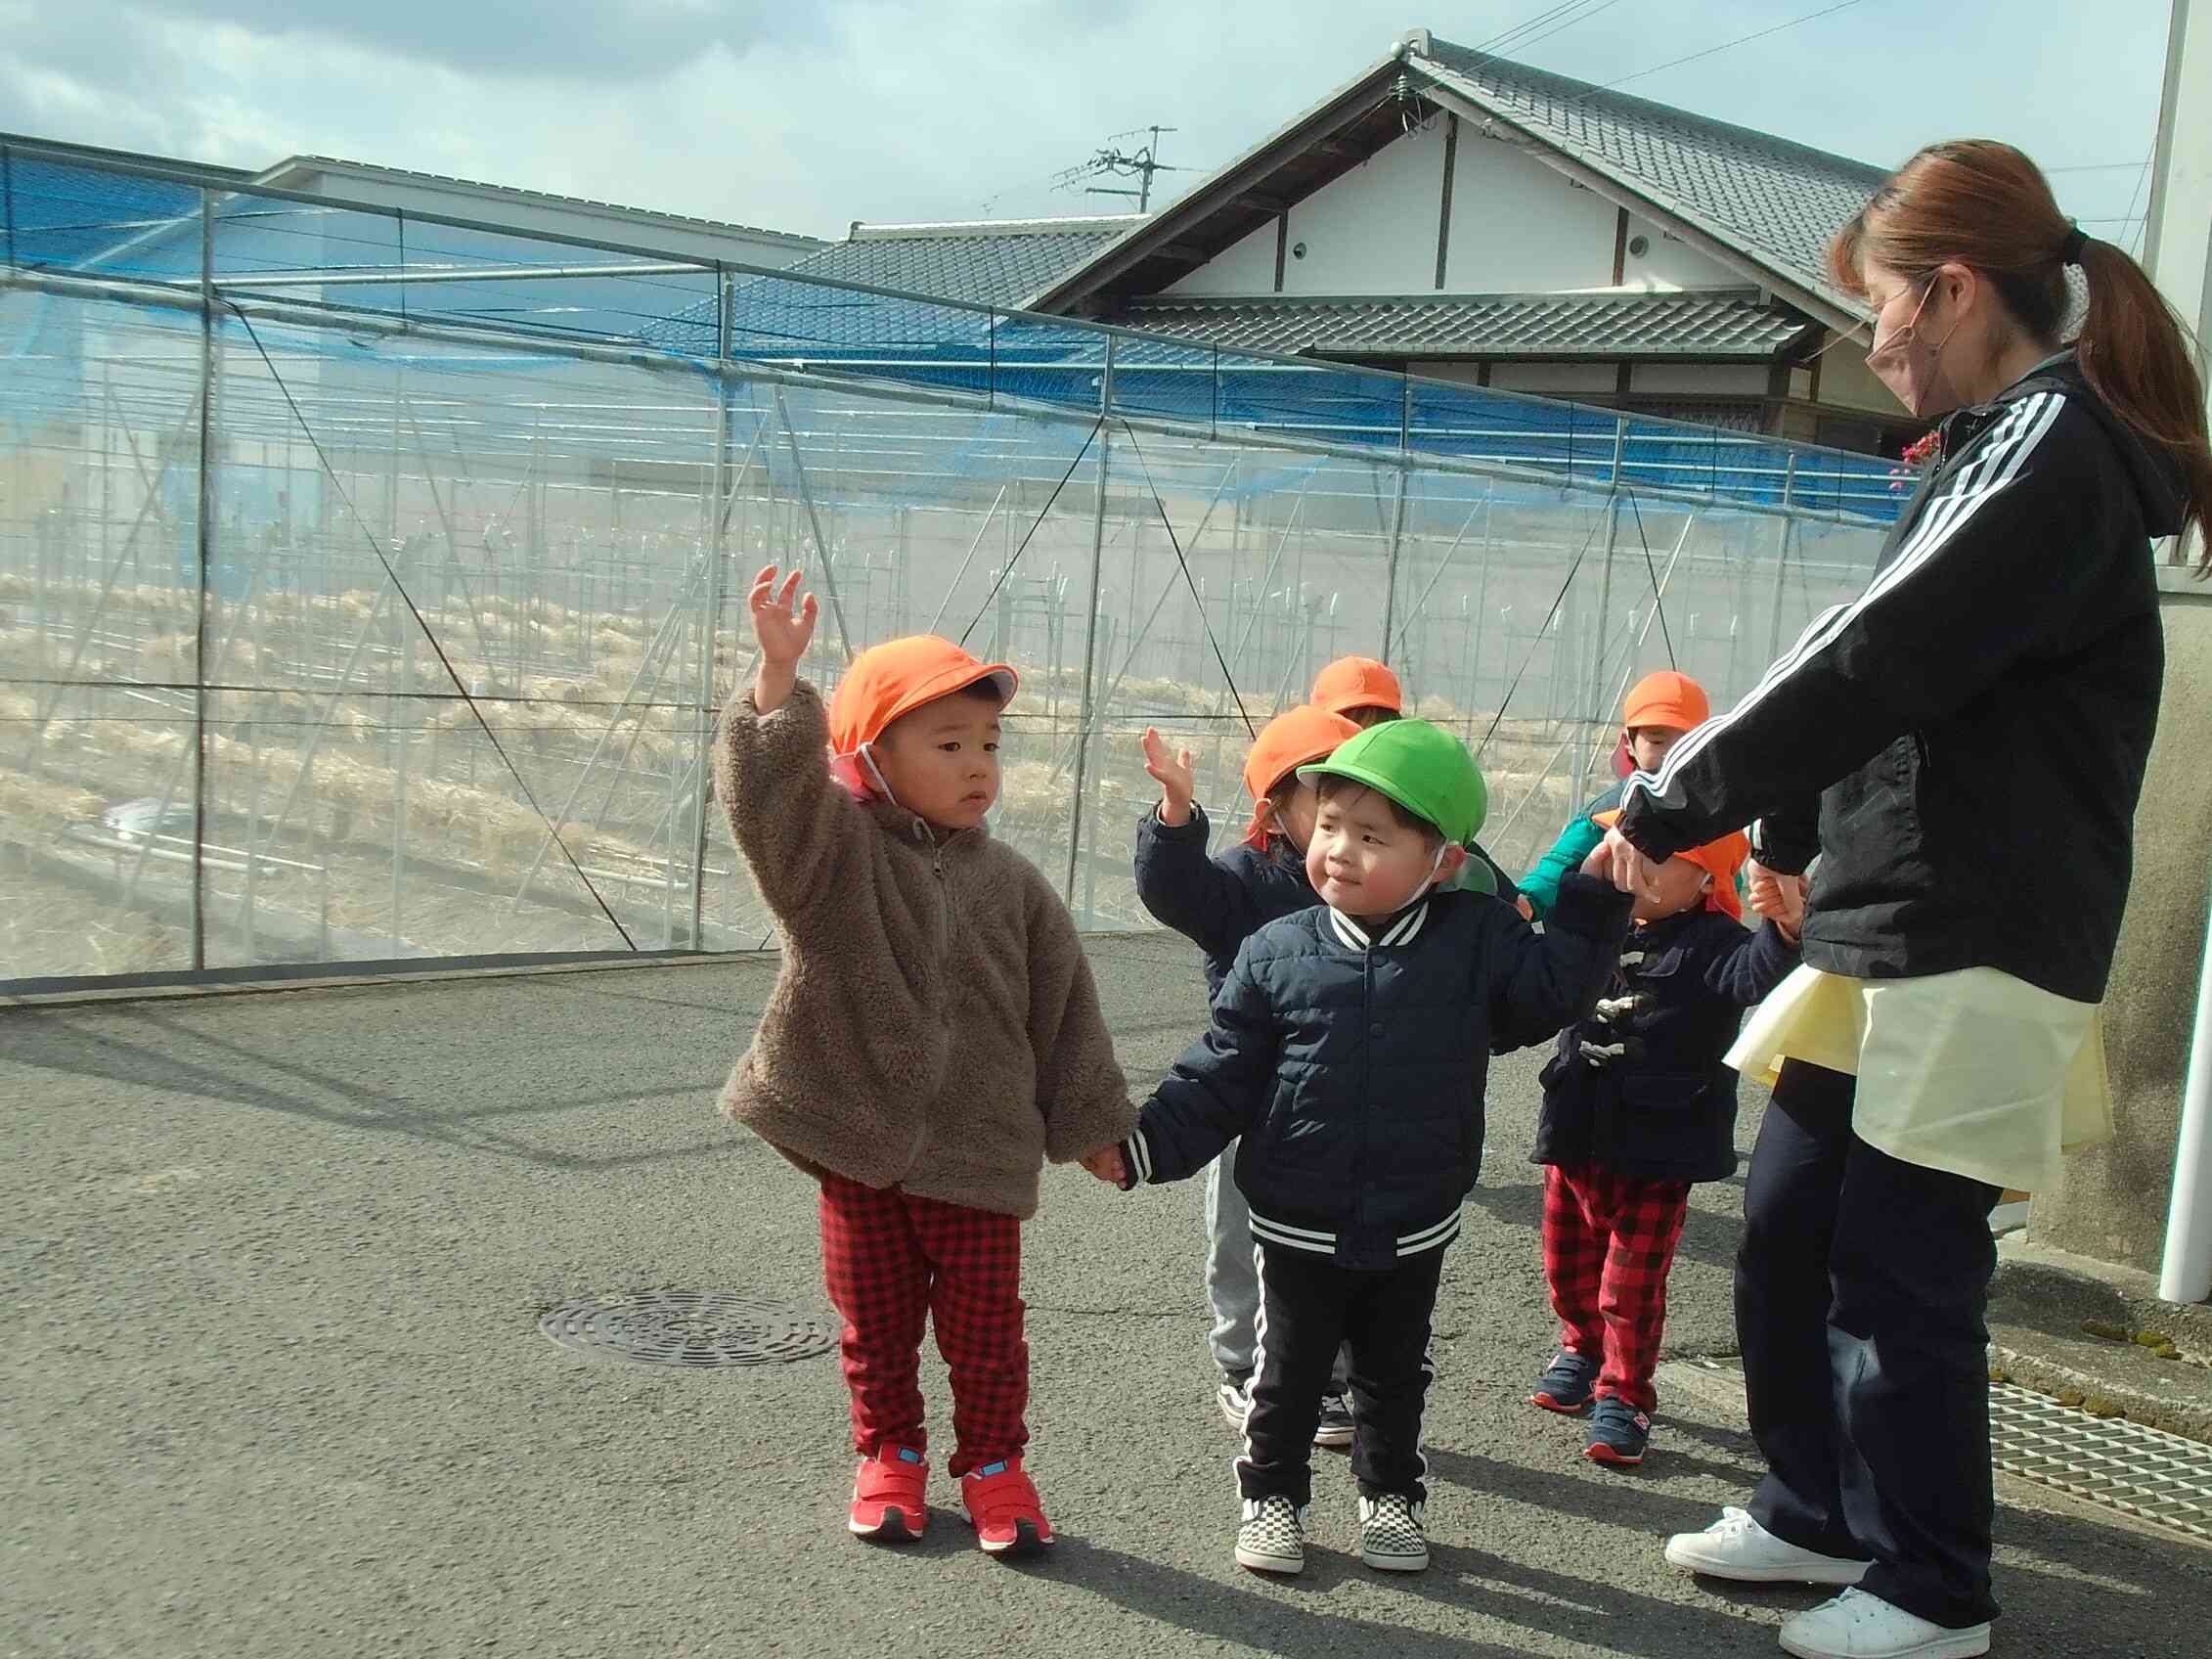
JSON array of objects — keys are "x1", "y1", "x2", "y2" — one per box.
[{"x1": 6, "y1": 936, "x2": 2208, "y2": 1657}]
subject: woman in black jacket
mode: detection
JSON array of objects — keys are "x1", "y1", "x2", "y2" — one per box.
[{"x1": 1601, "y1": 141, "x2": 2211, "y2": 1659}]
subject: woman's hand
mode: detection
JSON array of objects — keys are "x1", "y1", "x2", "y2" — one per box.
[
  {"x1": 1592, "y1": 827, "x2": 1664, "y2": 901},
  {"x1": 1141, "y1": 728, "x2": 1197, "y2": 827},
  {"x1": 748, "y1": 564, "x2": 817, "y2": 714}
]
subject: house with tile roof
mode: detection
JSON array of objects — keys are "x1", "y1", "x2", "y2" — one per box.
[{"x1": 800, "y1": 29, "x2": 1917, "y2": 458}]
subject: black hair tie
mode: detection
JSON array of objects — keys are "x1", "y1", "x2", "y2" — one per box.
[{"x1": 2058, "y1": 225, "x2": 2089, "y2": 267}]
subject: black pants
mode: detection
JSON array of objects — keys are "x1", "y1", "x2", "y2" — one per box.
[
  {"x1": 1239, "y1": 1241, "x2": 1443, "y2": 1505},
  {"x1": 1740, "y1": 1060, "x2": 2002, "y2": 1630}
]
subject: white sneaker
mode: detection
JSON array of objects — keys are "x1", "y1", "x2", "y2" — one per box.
[
  {"x1": 1217, "y1": 1374, "x2": 1254, "y2": 1429},
  {"x1": 1663, "y1": 1506, "x2": 1872, "y2": 1585},
  {"x1": 1779, "y1": 1589, "x2": 1991, "y2": 1658}
]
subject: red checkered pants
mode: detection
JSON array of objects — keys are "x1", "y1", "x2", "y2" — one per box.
[
  {"x1": 1541, "y1": 1164, "x2": 1691, "y2": 1412},
  {"x1": 818, "y1": 1173, "x2": 1028, "y2": 1476}
]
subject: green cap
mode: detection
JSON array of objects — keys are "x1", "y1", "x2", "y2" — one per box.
[{"x1": 1298, "y1": 719, "x2": 1486, "y2": 845}]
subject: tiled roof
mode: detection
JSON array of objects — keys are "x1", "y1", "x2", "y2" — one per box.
[
  {"x1": 1113, "y1": 291, "x2": 1815, "y2": 360},
  {"x1": 786, "y1": 217, "x2": 1144, "y2": 309},
  {"x1": 1411, "y1": 36, "x2": 1884, "y2": 310}
]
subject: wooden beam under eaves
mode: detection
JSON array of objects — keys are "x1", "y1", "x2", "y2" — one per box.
[{"x1": 1153, "y1": 242, "x2": 1211, "y2": 267}]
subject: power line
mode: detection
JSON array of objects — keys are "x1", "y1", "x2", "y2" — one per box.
[
  {"x1": 1586, "y1": 0, "x2": 1880, "y2": 97},
  {"x1": 1485, "y1": 0, "x2": 1636, "y2": 58}
]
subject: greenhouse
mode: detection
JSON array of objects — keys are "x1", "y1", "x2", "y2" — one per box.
[{"x1": 0, "y1": 142, "x2": 1902, "y2": 989}]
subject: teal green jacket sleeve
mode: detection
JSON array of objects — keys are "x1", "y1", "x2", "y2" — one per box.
[{"x1": 1520, "y1": 815, "x2": 1606, "y2": 920}]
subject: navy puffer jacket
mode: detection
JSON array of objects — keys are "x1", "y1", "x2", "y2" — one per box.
[
  {"x1": 1121, "y1": 875, "x2": 1632, "y2": 1270},
  {"x1": 1534, "y1": 908, "x2": 1798, "y2": 1183}
]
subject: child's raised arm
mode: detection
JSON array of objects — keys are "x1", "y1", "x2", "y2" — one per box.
[
  {"x1": 715, "y1": 564, "x2": 861, "y2": 930},
  {"x1": 1133, "y1": 728, "x2": 1276, "y2": 962}
]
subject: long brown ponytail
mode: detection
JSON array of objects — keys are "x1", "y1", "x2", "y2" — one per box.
[{"x1": 1829, "y1": 140, "x2": 2212, "y2": 571}]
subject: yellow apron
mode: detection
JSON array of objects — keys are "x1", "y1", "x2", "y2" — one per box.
[{"x1": 1726, "y1": 964, "x2": 2113, "y2": 1195}]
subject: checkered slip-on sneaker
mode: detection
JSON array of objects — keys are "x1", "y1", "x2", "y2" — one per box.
[
  {"x1": 1234, "y1": 1495, "x2": 1306, "y2": 1576},
  {"x1": 1357, "y1": 1492, "x2": 1429, "y2": 1572}
]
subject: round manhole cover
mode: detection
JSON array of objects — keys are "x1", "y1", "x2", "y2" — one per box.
[{"x1": 538, "y1": 1291, "x2": 836, "y2": 1368}]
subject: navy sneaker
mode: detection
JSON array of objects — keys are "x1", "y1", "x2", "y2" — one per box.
[
  {"x1": 1313, "y1": 1392, "x2": 1355, "y2": 1449},
  {"x1": 1529, "y1": 1351, "x2": 1599, "y2": 1415},
  {"x1": 1584, "y1": 1396, "x2": 1652, "y2": 1466}
]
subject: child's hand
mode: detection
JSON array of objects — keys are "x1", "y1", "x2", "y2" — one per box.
[
  {"x1": 1079, "y1": 1144, "x2": 1127, "y2": 1187},
  {"x1": 1747, "y1": 862, "x2": 1808, "y2": 940},
  {"x1": 749, "y1": 564, "x2": 818, "y2": 666},
  {"x1": 1515, "y1": 893, "x2": 1535, "y2": 921},
  {"x1": 748, "y1": 565, "x2": 817, "y2": 714},
  {"x1": 1141, "y1": 728, "x2": 1196, "y2": 828}
]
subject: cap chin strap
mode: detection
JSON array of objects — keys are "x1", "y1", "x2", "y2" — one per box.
[{"x1": 858, "y1": 742, "x2": 900, "y2": 809}]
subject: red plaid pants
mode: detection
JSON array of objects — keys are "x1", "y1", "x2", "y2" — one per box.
[
  {"x1": 817, "y1": 1173, "x2": 1028, "y2": 1476},
  {"x1": 1541, "y1": 1164, "x2": 1691, "y2": 1412}
]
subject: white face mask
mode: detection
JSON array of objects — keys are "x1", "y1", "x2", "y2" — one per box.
[{"x1": 1865, "y1": 278, "x2": 1962, "y2": 419}]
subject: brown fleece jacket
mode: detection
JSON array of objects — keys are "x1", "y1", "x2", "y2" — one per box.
[{"x1": 714, "y1": 680, "x2": 1134, "y2": 1218}]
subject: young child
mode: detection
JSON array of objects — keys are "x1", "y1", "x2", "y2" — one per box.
[
  {"x1": 1093, "y1": 719, "x2": 1632, "y2": 1576},
  {"x1": 1134, "y1": 705, "x2": 1362, "y2": 1443},
  {"x1": 715, "y1": 565, "x2": 1135, "y2": 1556},
  {"x1": 1527, "y1": 809, "x2": 1800, "y2": 1467},
  {"x1": 1521, "y1": 671, "x2": 1710, "y2": 920},
  {"x1": 1310, "y1": 655, "x2": 1526, "y2": 911}
]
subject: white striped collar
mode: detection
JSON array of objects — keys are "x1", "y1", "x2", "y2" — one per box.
[{"x1": 1326, "y1": 898, "x2": 1431, "y2": 952}]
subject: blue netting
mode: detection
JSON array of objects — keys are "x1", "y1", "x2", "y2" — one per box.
[{"x1": 5, "y1": 150, "x2": 1902, "y2": 524}]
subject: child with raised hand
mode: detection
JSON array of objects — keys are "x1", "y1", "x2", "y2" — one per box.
[
  {"x1": 1522, "y1": 671, "x2": 1711, "y2": 920},
  {"x1": 1527, "y1": 810, "x2": 1801, "y2": 1468},
  {"x1": 1135, "y1": 706, "x2": 1362, "y2": 1443},
  {"x1": 1099, "y1": 719, "x2": 1633, "y2": 1577},
  {"x1": 715, "y1": 565, "x2": 1134, "y2": 1558}
]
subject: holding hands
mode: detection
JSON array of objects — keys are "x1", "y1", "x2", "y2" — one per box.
[
  {"x1": 748, "y1": 564, "x2": 818, "y2": 714},
  {"x1": 1747, "y1": 862, "x2": 1809, "y2": 941},
  {"x1": 1080, "y1": 1144, "x2": 1127, "y2": 1186},
  {"x1": 1141, "y1": 728, "x2": 1198, "y2": 828}
]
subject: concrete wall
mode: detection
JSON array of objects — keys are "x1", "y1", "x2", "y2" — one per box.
[{"x1": 2033, "y1": 567, "x2": 2212, "y2": 1272}]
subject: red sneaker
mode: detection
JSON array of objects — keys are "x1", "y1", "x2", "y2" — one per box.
[
  {"x1": 959, "y1": 1457, "x2": 1053, "y2": 1555},
  {"x1": 849, "y1": 1445, "x2": 929, "y2": 1541}
]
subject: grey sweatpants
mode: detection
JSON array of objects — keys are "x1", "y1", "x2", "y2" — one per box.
[{"x1": 1204, "y1": 1144, "x2": 1349, "y2": 1390}]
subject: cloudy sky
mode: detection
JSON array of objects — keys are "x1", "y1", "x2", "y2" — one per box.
[{"x1": 0, "y1": 0, "x2": 2178, "y2": 246}]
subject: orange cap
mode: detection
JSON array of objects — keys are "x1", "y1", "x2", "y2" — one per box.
[
  {"x1": 1622, "y1": 670, "x2": 1710, "y2": 733},
  {"x1": 1310, "y1": 656, "x2": 1403, "y2": 719},
  {"x1": 1240, "y1": 705, "x2": 1361, "y2": 849},
  {"x1": 826, "y1": 635, "x2": 1017, "y2": 756},
  {"x1": 1594, "y1": 809, "x2": 1747, "y2": 920}
]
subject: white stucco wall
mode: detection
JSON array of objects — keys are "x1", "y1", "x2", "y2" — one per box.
[
  {"x1": 1164, "y1": 213, "x2": 1281, "y2": 296},
  {"x1": 1630, "y1": 364, "x2": 1770, "y2": 395},
  {"x1": 1274, "y1": 116, "x2": 1450, "y2": 295},
  {"x1": 1615, "y1": 213, "x2": 1739, "y2": 291},
  {"x1": 1442, "y1": 131, "x2": 1616, "y2": 291}
]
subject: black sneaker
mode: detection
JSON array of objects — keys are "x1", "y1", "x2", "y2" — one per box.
[
  {"x1": 1529, "y1": 1350, "x2": 1599, "y2": 1415},
  {"x1": 1584, "y1": 1396, "x2": 1652, "y2": 1466},
  {"x1": 1313, "y1": 1392, "x2": 1355, "y2": 1448}
]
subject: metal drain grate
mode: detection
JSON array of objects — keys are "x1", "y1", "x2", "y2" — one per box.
[
  {"x1": 1990, "y1": 1381, "x2": 2212, "y2": 1540},
  {"x1": 539, "y1": 1291, "x2": 836, "y2": 1368}
]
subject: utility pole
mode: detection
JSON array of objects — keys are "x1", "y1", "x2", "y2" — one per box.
[{"x1": 1054, "y1": 125, "x2": 1182, "y2": 213}]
